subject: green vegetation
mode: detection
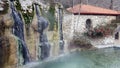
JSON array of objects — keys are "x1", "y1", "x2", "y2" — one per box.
[
  {"x1": 39, "y1": 5, "x2": 58, "y2": 31},
  {"x1": 47, "y1": 5, "x2": 56, "y2": 31},
  {"x1": 15, "y1": 0, "x2": 34, "y2": 24},
  {"x1": 84, "y1": 21, "x2": 118, "y2": 39},
  {"x1": 46, "y1": 5, "x2": 57, "y2": 31},
  {"x1": 111, "y1": 19, "x2": 120, "y2": 23},
  {"x1": 22, "y1": 12, "x2": 34, "y2": 24},
  {"x1": 15, "y1": 0, "x2": 58, "y2": 30},
  {"x1": 22, "y1": 5, "x2": 34, "y2": 24},
  {"x1": 15, "y1": 0, "x2": 22, "y2": 11}
]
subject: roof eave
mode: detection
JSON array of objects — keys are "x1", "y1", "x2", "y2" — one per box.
[{"x1": 73, "y1": 12, "x2": 120, "y2": 16}]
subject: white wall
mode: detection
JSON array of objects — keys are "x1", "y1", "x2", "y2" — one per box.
[
  {"x1": 63, "y1": 14, "x2": 116, "y2": 46},
  {"x1": 63, "y1": 14, "x2": 116, "y2": 39}
]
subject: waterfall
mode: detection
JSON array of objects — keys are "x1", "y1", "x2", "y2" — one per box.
[
  {"x1": 35, "y1": 4, "x2": 50, "y2": 60},
  {"x1": 58, "y1": 6, "x2": 64, "y2": 54},
  {"x1": 10, "y1": 2, "x2": 30, "y2": 64}
]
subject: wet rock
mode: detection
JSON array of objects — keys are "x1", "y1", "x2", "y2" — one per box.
[
  {"x1": 0, "y1": 15, "x2": 18, "y2": 68},
  {"x1": 0, "y1": 0, "x2": 9, "y2": 15},
  {"x1": 32, "y1": 4, "x2": 51, "y2": 60}
]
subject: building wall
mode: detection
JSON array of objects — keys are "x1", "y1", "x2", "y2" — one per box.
[
  {"x1": 63, "y1": 14, "x2": 116, "y2": 38},
  {"x1": 63, "y1": 14, "x2": 116, "y2": 46},
  {"x1": 72, "y1": 15, "x2": 116, "y2": 33}
]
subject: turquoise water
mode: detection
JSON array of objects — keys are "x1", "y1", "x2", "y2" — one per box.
[{"x1": 33, "y1": 47, "x2": 120, "y2": 68}]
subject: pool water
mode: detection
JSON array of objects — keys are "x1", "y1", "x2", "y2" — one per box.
[{"x1": 32, "y1": 47, "x2": 120, "y2": 68}]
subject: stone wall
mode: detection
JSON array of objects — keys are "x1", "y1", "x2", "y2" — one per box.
[
  {"x1": 63, "y1": 14, "x2": 116, "y2": 37},
  {"x1": 63, "y1": 14, "x2": 116, "y2": 46}
]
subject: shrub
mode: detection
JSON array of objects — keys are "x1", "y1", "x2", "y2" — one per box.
[
  {"x1": 84, "y1": 23, "x2": 117, "y2": 39},
  {"x1": 69, "y1": 34, "x2": 94, "y2": 50}
]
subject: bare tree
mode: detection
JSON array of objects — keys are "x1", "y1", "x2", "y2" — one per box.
[
  {"x1": 41, "y1": 0, "x2": 120, "y2": 10},
  {"x1": 110, "y1": 0, "x2": 113, "y2": 9}
]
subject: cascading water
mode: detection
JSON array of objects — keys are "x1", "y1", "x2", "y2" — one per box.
[
  {"x1": 58, "y1": 6, "x2": 64, "y2": 54},
  {"x1": 35, "y1": 4, "x2": 50, "y2": 60},
  {"x1": 10, "y1": 1, "x2": 30, "y2": 64}
]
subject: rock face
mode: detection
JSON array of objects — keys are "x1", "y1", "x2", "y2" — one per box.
[
  {"x1": 0, "y1": 15, "x2": 18, "y2": 68},
  {"x1": 35, "y1": 4, "x2": 51, "y2": 60},
  {"x1": 0, "y1": 36, "x2": 18, "y2": 68},
  {"x1": 0, "y1": 0, "x2": 9, "y2": 15}
]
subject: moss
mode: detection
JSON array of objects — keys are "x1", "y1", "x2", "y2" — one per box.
[
  {"x1": 84, "y1": 22, "x2": 118, "y2": 39},
  {"x1": 15, "y1": 0, "x2": 22, "y2": 11},
  {"x1": 22, "y1": 12, "x2": 34, "y2": 24},
  {"x1": 22, "y1": 5, "x2": 34, "y2": 24},
  {"x1": 47, "y1": 5, "x2": 57, "y2": 31},
  {"x1": 48, "y1": 5, "x2": 55, "y2": 16},
  {"x1": 22, "y1": 13, "x2": 29, "y2": 24},
  {"x1": 38, "y1": 5, "x2": 57, "y2": 31}
]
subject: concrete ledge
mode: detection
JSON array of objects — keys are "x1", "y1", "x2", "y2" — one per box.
[{"x1": 94, "y1": 44, "x2": 120, "y2": 48}]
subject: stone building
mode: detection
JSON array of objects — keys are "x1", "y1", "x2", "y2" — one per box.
[{"x1": 63, "y1": 4, "x2": 120, "y2": 46}]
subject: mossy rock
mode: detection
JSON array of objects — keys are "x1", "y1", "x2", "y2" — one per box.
[{"x1": 47, "y1": 5, "x2": 57, "y2": 31}]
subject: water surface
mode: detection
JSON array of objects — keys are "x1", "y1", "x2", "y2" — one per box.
[{"x1": 31, "y1": 47, "x2": 120, "y2": 68}]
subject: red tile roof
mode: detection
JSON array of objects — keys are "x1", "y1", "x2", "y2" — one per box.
[{"x1": 67, "y1": 4, "x2": 120, "y2": 16}]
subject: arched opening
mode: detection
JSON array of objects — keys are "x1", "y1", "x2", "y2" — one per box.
[
  {"x1": 115, "y1": 32, "x2": 119, "y2": 40},
  {"x1": 86, "y1": 19, "x2": 92, "y2": 30}
]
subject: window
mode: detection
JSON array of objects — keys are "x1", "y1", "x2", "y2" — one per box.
[
  {"x1": 86, "y1": 19, "x2": 92, "y2": 30},
  {"x1": 115, "y1": 32, "x2": 119, "y2": 39}
]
